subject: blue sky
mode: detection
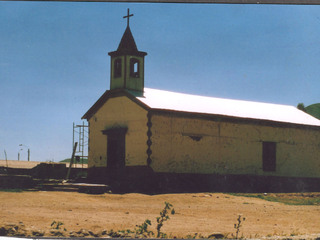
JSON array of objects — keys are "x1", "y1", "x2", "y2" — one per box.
[{"x1": 1, "y1": 2, "x2": 319, "y2": 162}]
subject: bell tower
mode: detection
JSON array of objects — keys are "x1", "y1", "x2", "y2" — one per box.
[{"x1": 108, "y1": 9, "x2": 147, "y2": 95}]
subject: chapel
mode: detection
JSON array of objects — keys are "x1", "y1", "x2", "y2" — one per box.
[{"x1": 82, "y1": 10, "x2": 320, "y2": 192}]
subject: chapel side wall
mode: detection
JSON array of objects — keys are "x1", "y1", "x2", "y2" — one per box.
[
  {"x1": 87, "y1": 96, "x2": 148, "y2": 168},
  {"x1": 150, "y1": 113, "x2": 320, "y2": 178}
]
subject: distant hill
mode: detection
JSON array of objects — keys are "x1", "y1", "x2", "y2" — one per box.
[
  {"x1": 60, "y1": 158, "x2": 88, "y2": 164},
  {"x1": 305, "y1": 103, "x2": 320, "y2": 120}
]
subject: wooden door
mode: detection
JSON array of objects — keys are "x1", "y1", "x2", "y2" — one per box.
[
  {"x1": 103, "y1": 128, "x2": 128, "y2": 171},
  {"x1": 107, "y1": 134, "x2": 125, "y2": 170}
]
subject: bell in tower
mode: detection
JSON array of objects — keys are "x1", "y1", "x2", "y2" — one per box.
[{"x1": 108, "y1": 9, "x2": 147, "y2": 95}]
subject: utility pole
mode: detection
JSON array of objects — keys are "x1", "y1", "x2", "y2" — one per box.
[
  {"x1": 18, "y1": 149, "x2": 23, "y2": 161},
  {"x1": 4, "y1": 150, "x2": 8, "y2": 168},
  {"x1": 19, "y1": 144, "x2": 30, "y2": 161}
]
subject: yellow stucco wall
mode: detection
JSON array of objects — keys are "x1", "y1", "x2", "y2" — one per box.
[
  {"x1": 88, "y1": 96, "x2": 148, "y2": 168},
  {"x1": 86, "y1": 95, "x2": 320, "y2": 178},
  {"x1": 150, "y1": 113, "x2": 320, "y2": 178}
]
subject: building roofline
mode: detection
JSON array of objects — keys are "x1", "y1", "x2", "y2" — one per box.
[
  {"x1": 82, "y1": 89, "x2": 320, "y2": 130},
  {"x1": 148, "y1": 108, "x2": 320, "y2": 130},
  {"x1": 81, "y1": 89, "x2": 150, "y2": 120}
]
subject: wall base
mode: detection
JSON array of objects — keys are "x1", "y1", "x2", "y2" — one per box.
[
  {"x1": 87, "y1": 167, "x2": 320, "y2": 193},
  {"x1": 154, "y1": 172, "x2": 320, "y2": 193}
]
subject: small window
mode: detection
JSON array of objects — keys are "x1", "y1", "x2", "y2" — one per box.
[
  {"x1": 114, "y1": 58, "x2": 122, "y2": 78},
  {"x1": 130, "y1": 58, "x2": 139, "y2": 78},
  {"x1": 262, "y1": 141, "x2": 276, "y2": 172}
]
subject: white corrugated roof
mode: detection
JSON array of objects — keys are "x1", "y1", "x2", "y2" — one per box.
[{"x1": 136, "y1": 88, "x2": 320, "y2": 127}]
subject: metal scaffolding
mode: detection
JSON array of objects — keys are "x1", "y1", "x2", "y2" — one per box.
[{"x1": 73, "y1": 122, "x2": 88, "y2": 168}]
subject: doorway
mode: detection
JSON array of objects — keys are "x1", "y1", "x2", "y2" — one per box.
[{"x1": 102, "y1": 128, "x2": 127, "y2": 171}]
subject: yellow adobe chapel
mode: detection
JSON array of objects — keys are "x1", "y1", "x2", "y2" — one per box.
[{"x1": 82, "y1": 11, "x2": 320, "y2": 192}]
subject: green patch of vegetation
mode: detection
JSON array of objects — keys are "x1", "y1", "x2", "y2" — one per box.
[
  {"x1": 305, "y1": 103, "x2": 320, "y2": 120},
  {"x1": 297, "y1": 102, "x2": 320, "y2": 119},
  {"x1": 229, "y1": 193, "x2": 320, "y2": 206},
  {"x1": 0, "y1": 188, "x2": 23, "y2": 192}
]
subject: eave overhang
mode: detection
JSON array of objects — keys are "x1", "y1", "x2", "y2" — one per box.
[{"x1": 108, "y1": 50, "x2": 147, "y2": 57}]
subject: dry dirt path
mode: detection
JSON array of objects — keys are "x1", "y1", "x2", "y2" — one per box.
[{"x1": 0, "y1": 191, "x2": 320, "y2": 238}]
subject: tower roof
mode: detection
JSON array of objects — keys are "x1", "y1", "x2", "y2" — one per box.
[
  {"x1": 117, "y1": 26, "x2": 138, "y2": 52},
  {"x1": 108, "y1": 26, "x2": 147, "y2": 57}
]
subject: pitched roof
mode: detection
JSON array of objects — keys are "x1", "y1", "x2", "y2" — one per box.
[
  {"x1": 108, "y1": 26, "x2": 147, "y2": 57},
  {"x1": 137, "y1": 88, "x2": 320, "y2": 127},
  {"x1": 117, "y1": 26, "x2": 138, "y2": 52},
  {"x1": 82, "y1": 88, "x2": 320, "y2": 128}
]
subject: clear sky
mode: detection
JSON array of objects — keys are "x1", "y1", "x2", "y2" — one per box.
[{"x1": 1, "y1": 2, "x2": 319, "y2": 162}]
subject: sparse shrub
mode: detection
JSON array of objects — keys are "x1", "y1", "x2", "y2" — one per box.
[
  {"x1": 186, "y1": 232, "x2": 198, "y2": 239},
  {"x1": 108, "y1": 229, "x2": 123, "y2": 238},
  {"x1": 31, "y1": 230, "x2": 45, "y2": 237},
  {"x1": 51, "y1": 221, "x2": 64, "y2": 230},
  {"x1": 156, "y1": 201, "x2": 175, "y2": 238},
  {"x1": 50, "y1": 221, "x2": 67, "y2": 232},
  {"x1": 50, "y1": 230, "x2": 65, "y2": 237},
  {"x1": 135, "y1": 219, "x2": 154, "y2": 237},
  {"x1": 131, "y1": 202, "x2": 175, "y2": 238},
  {"x1": 233, "y1": 215, "x2": 245, "y2": 239},
  {"x1": 0, "y1": 225, "x2": 27, "y2": 237}
]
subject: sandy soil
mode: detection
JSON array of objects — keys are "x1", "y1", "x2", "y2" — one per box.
[{"x1": 1, "y1": 191, "x2": 320, "y2": 239}]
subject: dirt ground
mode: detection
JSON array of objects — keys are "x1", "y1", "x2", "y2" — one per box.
[
  {"x1": 0, "y1": 160, "x2": 87, "y2": 169},
  {"x1": 1, "y1": 191, "x2": 320, "y2": 239}
]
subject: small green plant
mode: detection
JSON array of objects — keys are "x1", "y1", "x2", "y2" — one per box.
[
  {"x1": 156, "y1": 202, "x2": 175, "y2": 238},
  {"x1": 51, "y1": 221, "x2": 66, "y2": 231},
  {"x1": 117, "y1": 229, "x2": 134, "y2": 237},
  {"x1": 186, "y1": 233, "x2": 198, "y2": 239},
  {"x1": 229, "y1": 193, "x2": 320, "y2": 206},
  {"x1": 108, "y1": 229, "x2": 123, "y2": 238},
  {"x1": 135, "y1": 219, "x2": 154, "y2": 237},
  {"x1": 233, "y1": 215, "x2": 245, "y2": 239}
]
